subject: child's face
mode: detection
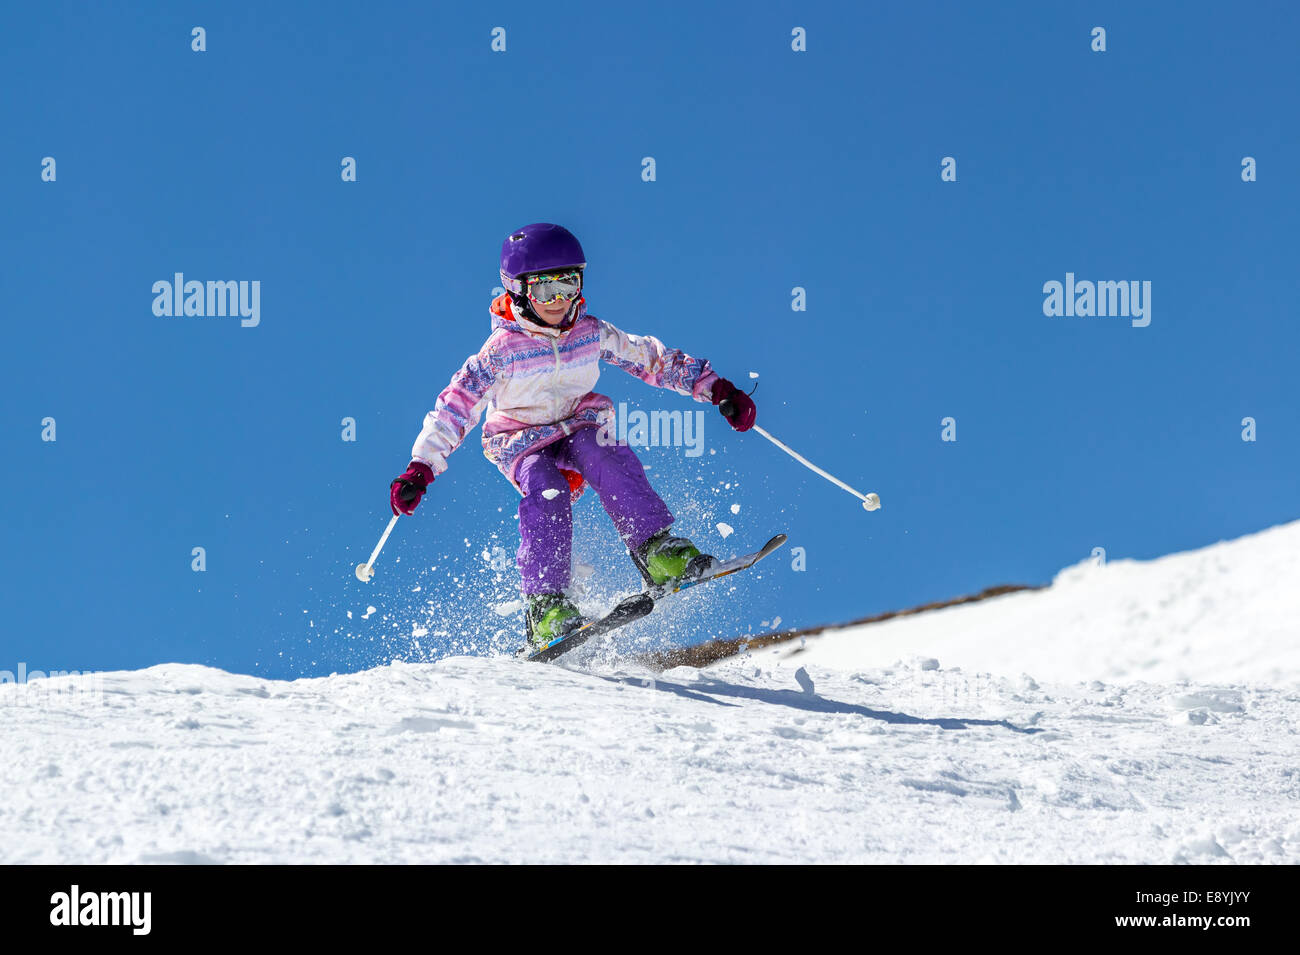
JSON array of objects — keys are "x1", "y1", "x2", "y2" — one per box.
[
  {"x1": 525, "y1": 270, "x2": 582, "y2": 325},
  {"x1": 531, "y1": 296, "x2": 572, "y2": 325}
]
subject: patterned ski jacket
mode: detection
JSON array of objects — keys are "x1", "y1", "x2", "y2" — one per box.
[{"x1": 410, "y1": 292, "x2": 720, "y2": 499}]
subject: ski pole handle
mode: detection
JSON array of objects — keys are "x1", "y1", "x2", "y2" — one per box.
[
  {"x1": 356, "y1": 514, "x2": 399, "y2": 582},
  {"x1": 749, "y1": 424, "x2": 881, "y2": 512}
]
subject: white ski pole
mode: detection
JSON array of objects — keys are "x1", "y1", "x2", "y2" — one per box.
[
  {"x1": 356, "y1": 514, "x2": 399, "y2": 582},
  {"x1": 750, "y1": 423, "x2": 881, "y2": 512}
]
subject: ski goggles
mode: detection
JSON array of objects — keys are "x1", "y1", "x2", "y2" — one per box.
[{"x1": 525, "y1": 270, "x2": 583, "y2": 305}]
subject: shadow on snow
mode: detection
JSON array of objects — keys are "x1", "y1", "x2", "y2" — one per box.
[{"x1": 590, "y1": 672, "x2": 1044, "y2": 734}]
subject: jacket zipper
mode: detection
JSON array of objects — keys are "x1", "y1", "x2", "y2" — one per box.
[{"x1": 550, "y1": 337, "x2": 571, "y2": 434}]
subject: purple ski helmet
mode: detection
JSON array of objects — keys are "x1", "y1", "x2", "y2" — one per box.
[{"x1": 499, "y1": 223, "x2": 586, "y2": 297}]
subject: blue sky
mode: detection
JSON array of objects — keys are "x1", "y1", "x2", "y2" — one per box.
[{"x1": 2, "y1": 1, "x2": 1296, "y2": 679}]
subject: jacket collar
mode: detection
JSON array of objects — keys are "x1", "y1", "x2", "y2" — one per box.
[{"x1": 490, "y1": 292, "x2": 586, "y2": 339}]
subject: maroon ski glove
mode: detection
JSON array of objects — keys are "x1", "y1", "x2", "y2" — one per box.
[
  {"x1": 390, "y1": 461, "x2": 435, "y2": 516},
  {"x1": 711, "y1": 378, "x2": 756, "y2": 432}
]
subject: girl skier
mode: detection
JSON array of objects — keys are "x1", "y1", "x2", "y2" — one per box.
[{"x1": 389, "y1": 223, "x2": 757, "y2": 648}]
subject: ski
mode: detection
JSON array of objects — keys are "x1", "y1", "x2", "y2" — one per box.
[
  {"x1": 518, "y1": 592, "x2": 656, "y2": 663},
  {"x1": 519, "y1": 533, "x2": 787, "y2": 663}
]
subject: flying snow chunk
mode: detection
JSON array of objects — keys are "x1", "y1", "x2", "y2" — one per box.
[
  {"x1": 795, "y1": 667, "x2": 815, "y2": 695},
  {"x1": 716, "y1": 522, "x2": 734, "y2": 539},
  {"x1": 730, "y1": 503, "x2": 741, "y2": 515},
  {"x1": 362, "y1": 606, "x2": 377, "y2": 619},
  {"x1": 541, "y1": 488, "x2": 561, "y2": 500},
  {"x1": 493, "y1": 599, "x2": 524, "y2": 617}
]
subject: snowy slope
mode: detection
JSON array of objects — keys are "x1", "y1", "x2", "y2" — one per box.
[
  {"x1": 4, "y1": 521, "x2": 1298, "y2": 865},
  {"x1": 767, "y1": 520, "x2": 1300, "y2": 686},
  {"x1": 3, "y1": 654, "x2": 1297, "y2": 864}
]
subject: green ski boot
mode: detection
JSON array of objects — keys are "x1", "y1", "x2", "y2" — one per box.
[
  {"x1": 525, "y1": 592, "x2": 583, "y2": 648},
  {"x1": 635, "y1": 529, "x2": 714, "y2": 586}
]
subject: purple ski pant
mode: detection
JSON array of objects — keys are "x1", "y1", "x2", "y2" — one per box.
[{"x1": 516, "y1": 426, "x2": 673, "y2": 595}]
